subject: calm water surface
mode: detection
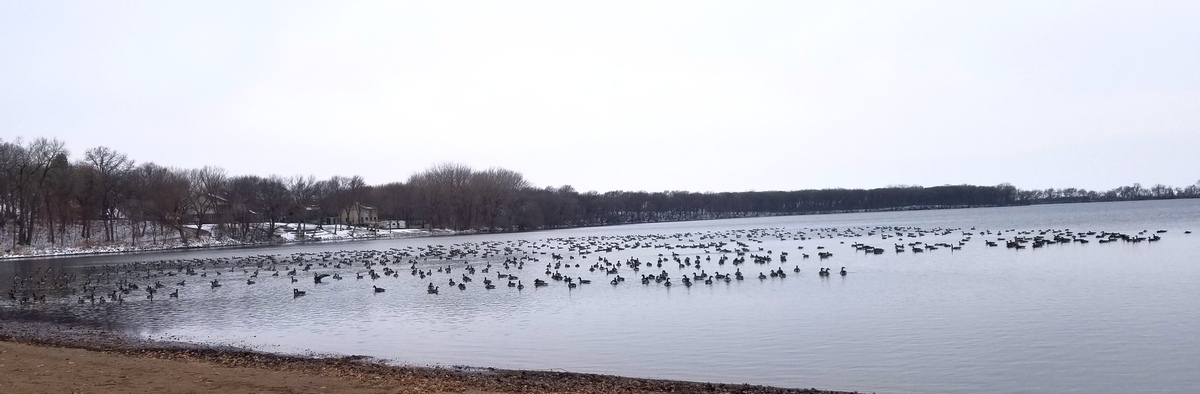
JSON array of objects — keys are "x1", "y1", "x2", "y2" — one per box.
[{"x1": 3, "y1": 200, "x2": 1199, "y2": 394}]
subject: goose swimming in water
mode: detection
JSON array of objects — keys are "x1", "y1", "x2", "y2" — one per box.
[
  {"x1": 293, "y1": 288, "x2": 306, "y2": 297},
  {"x1": 373, "y1": 285, "x2": 385, "y2": 293}
]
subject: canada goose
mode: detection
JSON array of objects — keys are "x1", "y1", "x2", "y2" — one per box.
[
  {"x1": 293, "y1": 288, "x2": 306, "y2": 297},
  {"x1": 373, "y1": 285, "x2": 385, "y2": 293},
  {"x1": 840, "y1": 267, "x2": 847, "y2": 276}
]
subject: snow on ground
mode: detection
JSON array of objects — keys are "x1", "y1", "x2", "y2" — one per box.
[{"x1": 1, "y1": 223, "x2": 455, "y2": 260}]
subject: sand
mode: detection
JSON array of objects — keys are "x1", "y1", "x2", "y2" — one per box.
[
  {"x1": 0, "y1": 340, "x2": 451, "y2": 394},
  {"x1": 0, "y1": 308, "x2": 854, "y2": 394},
  {"x1": 0, "y1": 327, "x2": 853, "y2": 394}
]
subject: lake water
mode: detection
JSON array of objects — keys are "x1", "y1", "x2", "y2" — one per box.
[{"x1": 3, "y1": 199, "x2": 1199, "y2": 393}]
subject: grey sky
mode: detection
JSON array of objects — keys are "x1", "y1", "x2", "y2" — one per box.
[{"x1": 2, "y1": 1, "x2": 1197, "y2": 193}]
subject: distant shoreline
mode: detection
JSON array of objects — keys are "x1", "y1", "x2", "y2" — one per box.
[
  {"x1": 5, "y1": 198, "x2": 1196, "y2": 262},
  {"x1": 0, "y1": 227, "x2": 459, "y2": 262}
]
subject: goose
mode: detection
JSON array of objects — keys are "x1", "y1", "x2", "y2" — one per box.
[
  {"x1": 840, "y1": 267, "x2": 847, "y2": 276},
  {"x1": 293, "y1": 288, "x2": 306, "y2": 297},
  {"x1": 373, "y1": 285, "x2": 385, "y2": 293},
  {"x1": 313, "y1": 273, "x2": 330, "y2": 284}
]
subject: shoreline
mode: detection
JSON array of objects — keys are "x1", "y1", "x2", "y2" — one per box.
[
  {"x1": 0, "y1": 315, "x2": 857, "y2": 394},
  {"x1": 5, "y1": 199, "x2": 1191, "y2": 263},
  {"x1": 0, "y1": 228, "x2": 460, "y2": 262}
]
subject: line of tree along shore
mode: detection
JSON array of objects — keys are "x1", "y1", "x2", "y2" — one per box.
[{"x1": 2, "y1": 138, "x2": 1198, "y2": 247}]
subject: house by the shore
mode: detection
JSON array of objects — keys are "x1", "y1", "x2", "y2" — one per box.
[{"x1": 328, "y1": 202, "x2": 378, "y2": 227}]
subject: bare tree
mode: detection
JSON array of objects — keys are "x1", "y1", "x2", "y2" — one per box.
[
  {"x1": 0, "y1": 139, "x2": 30, "y2": 247},
  {"x1": 254, "y1": 175, "x2": 291, "y2": 240},
  {"x1": 471, "y1": 167, "x2": 529, "y2": 230},
  {"x1": 134, "y1": 163, "x2": 191, "y2": 243},
  {"x1": 408, "y1": 163, "x2": 473, "y2": 230},
  {"x1": 83, "y1": 146, "x2": 134, "y2": 242},
  {"x1": 286, "y1": 175, "x2": 317, "y2": 236},
  {"x1": 185, "y1": 166, "x2": 227, "y2": 239},
  {"x1": 315, "y1": 176, "x2": 346, "y2": 232},
  {"x1": 28, "y1": 138, "x2": 69, "y2": 245}
]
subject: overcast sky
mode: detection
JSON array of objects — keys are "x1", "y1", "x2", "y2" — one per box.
[{"x1": 2, "y1": 1, "x2": 1197, "y2": 193}]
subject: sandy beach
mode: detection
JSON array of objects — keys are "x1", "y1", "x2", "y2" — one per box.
[{"x1": 0, "y1": 317, "x2": 854, "y2": 394}]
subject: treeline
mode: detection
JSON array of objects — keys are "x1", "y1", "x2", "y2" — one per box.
[{"x1": 2, "y1": 137, "x2": 1198, "y2": 247}]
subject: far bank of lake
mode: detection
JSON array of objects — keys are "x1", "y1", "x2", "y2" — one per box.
[{"x1": 3, "y1": 199, "x2": 1199, "y2": 394}]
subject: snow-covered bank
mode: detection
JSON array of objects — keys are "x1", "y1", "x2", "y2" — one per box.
[{"x1": 1, "y1": 223, "x2": 456, "y2": 260}]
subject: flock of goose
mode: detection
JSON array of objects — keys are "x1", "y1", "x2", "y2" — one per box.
[{"x1": 3, "y1": 226, "x2": 1188, "y2": 307}]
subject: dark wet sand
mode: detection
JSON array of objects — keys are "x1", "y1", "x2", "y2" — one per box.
[{"x1": 0, "y1": 317, "x2": 857, "y2": 394}]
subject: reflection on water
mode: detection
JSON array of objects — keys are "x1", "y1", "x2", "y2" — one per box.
[{"x1": 3, "y1": 200, "x2": 1200, "y2": 394}]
